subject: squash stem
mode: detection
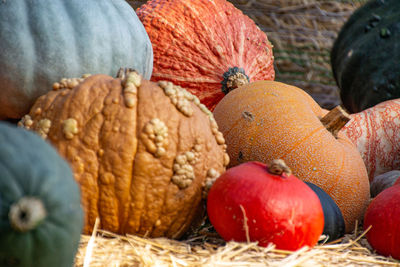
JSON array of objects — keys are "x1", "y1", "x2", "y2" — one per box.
[
  {"x1": 221, "y1": 67, "x2": 250, "y2": 94},
  {"x1": 320, "y1": 105, "x2": 351, "y2": 138},
  {"x1": 9, "y1": 197, "x2": 47, "y2": 232},
  {"x1": 267, "y1": 159, "x2": 292, "y2": 176}
]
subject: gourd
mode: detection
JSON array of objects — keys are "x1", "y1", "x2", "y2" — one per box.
[
  {"x1": 331, "y1": 0, "x2": 400, "y2": 113},
  {"x1": 136, "y1": 0, "x2": 275, "y2": 111},
  {"x1": 0, "y1": 122, "x2": 83, "y2": 267},
  {"x1": 207, "y1": 160, "x2": 324, "y2": 251},
  {"x1": 18, "y1": 69, "x2": 230, "y2": 239},
  {"x1": 305, "y1": 182, "x2": 345, "y2": 242},
  {"x1": 213, "y1": 80, "x2": 370, "y2": 232},
  {"x1": 0, "y1": 0, "x2": 153, "y2": 119},
  {"x1": 341, "y1": 99, "x2": 400, "y2": 180},
  {"x1": 370, "y1": 170, "x2": 400, "y2": 198},
  {"x1": 364, "y1": 184, "x2": 400, "y2": 260}
]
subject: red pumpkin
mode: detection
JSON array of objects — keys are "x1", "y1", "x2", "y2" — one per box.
[
  {"x1": 136, "y1": 0, "x2": 275, "y2": 111},
  {"x1": 341, "y1": 99, "x2": 400, "y2": 180},
  {"x1": 364, "y1": 184, "x2": 400, "y2": 260},
  {"x1": 207, "y1": 160, "x2": 324, "y2": 251}
]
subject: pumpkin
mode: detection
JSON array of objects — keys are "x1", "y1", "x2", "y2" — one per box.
[
  {"x1": 341, "y1": 99, "x2": 400, "y2": 180},
  {"x1": 364, "y1": 184, "x2": 400, "y2": 260},
  {"x1": 331, "y1": 0, "x2": 400, "y2": 113},
  {"x1": 370, "y1": 170, "x2": 400, "y2": 198},
  {"x1": 136, "y1": 0, "x2": 275, "y2": 111},
  {"x1": 207, "y1": 160, "x2": 324, "y2": 251},
  {"x1": 213, "y1": 80, "x2": 370, "y2": 232},
  {"x1": 305, "y1": 182, "x2": 345, "y2": 242},
  {"x1": 0, "y1": 122, "x2": 83, "y2": 267},
  {"x1": 18, "y1": 69, "x2": 229, "y2": 238},
  {"x1": 0, "y1": 0, "x2": 153, "y2": 120}
]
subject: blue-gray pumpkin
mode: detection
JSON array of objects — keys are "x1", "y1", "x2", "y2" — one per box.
[
  {"x1": 0, "y1": 122, "x2": 83, "y2": 267},
  {"x1": 0, "y1": 0, "x2": 153, "y2": 119}
]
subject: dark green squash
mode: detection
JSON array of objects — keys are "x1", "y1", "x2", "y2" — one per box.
[
  {"x1": 331, "y1": 0, "x2": 400, "y2": 113},
  {"x1": 305, "y1": 182, "x2": 345, "y2": 242},
  {"x1": 0, "y1": 0, "x2": 153, "y2": 120},
  {"x1": 0, "y1": 122, "x2": 83, "y2": 267}
]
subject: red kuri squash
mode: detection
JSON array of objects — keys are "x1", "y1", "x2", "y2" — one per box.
[
  {"x1": 136, "y1": 0, "x2": 275, "y2": 111},
  {"x1": 364, "y1": 184, "x2": 400, "y2": 260},
  {"x1": 207, "y1": 159, "x2": 324, "y2": 251}
]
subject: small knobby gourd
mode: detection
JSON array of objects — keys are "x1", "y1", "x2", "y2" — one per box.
[
  {"x1": 340, "y1": 99, "x2": 400, "y2": 181},
  {"x1": 0, "y1": 122, "x2": 83, "y2": 267},
  {"x1": 19, "y1": 69, "x2": 230, "y2": 239},
  {"x1": 213, "y1": 80, "x2": 370, "y2": 232},
  {"x1": 364, "y1": 184, "x2": 400, "y2": 260},
  {"x1": 207, "y1": 160, "x2": 324, "y2": 251},
  {"x1": 0, "y1": 0, "x2": 153, "y2": 119},
  {"x1": 331, "y1": 0, "x2": 400, "y2": 113},
  {"x1": 136, "y1": 0, "x2": 275, "y2": 111}
]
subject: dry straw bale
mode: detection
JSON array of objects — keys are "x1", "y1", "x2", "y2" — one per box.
[{"x1": 74, "y1": 221, "x2": 400, "y2": 267}]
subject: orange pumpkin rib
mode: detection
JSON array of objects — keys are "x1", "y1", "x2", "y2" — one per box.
[
  {"x1": 213, "y1": 81, "x2": 370, "y2": 232},
  {"x1": 137, "y1": 0, "x2": 275, "y2": 111}
]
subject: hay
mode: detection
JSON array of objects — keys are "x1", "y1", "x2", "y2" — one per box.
[{"x1": 74, "y1": 222, "x2": 400, "y2": 267}]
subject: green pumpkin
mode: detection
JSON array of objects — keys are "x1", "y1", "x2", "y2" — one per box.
[
  {"x1": 331, "y1": 0, "x2": 400, "y2": 113},
  {"x1": 0, "y1": 122, "x2": 83, "y2": 267},
  {"x1": 0, "y1": 0, "x2": 153, "y2": 119}
]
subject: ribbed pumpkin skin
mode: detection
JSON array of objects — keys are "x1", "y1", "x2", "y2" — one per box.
[
  {"x1": 19, "y1": 72, "x2": 229, "y2": 238},
  {"x1": 136, "y1": 0, "x2": 275, "y2": 111},
  {"x1": 341, "y1": 99, "x2": 400, "y2": 180},
  {"x1": 213, "y1": 81, "x2": 370, "y2": 232},
  {"x1": 331, "y1": 0, "x2": 400, "y2": 113},
  {"x1": 0, "y1": 122, "x2": 83, "y2": 267},
  {"x1": 0, "y1": 0, "x2": 153, "y2": 119}
]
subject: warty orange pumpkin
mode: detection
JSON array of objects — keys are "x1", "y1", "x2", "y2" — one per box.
[
  {"x1": 213, "y1": 80, "x2": 370, "y2": 232},
  {"x1": 136, "y1": 0, "x2": 275, "y2": 111},
  {"x1": 18, "y1": 69, "x2": 230, "y2": 238}
]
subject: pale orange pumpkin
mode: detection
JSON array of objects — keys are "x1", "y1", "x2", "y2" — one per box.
[
  {"x1": 18, "y1": 69, "x2": 230, "y2": 238},
  {"x1": 213, "y1": 80, "x2": 370, "y2": 232}
]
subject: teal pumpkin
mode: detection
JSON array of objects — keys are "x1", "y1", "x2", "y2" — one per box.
[
  {"x1": 0, "y1": 122, "x2": 83, "y2": 267},
  {"x1": 331, "y1": 0, "x2": 400, "y2": 113},
  {"x1": 0, "y1": 0, "x2": 153, "y2": 119}
]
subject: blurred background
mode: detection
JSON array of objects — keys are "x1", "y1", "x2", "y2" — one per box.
[{"x1": 127, "y1": 0, "x2": 367, "y2": 110}]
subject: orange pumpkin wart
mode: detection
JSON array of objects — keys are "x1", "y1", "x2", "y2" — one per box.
[
  {"x1": 18, "y1": 69, "x2": 230, "y2": 238},
  {"x1": 213, "y1": 80, "x2": 370, "y2": 232},
  {"x1": 137, "y1": 0, "x2": 275, "y2": 111}
]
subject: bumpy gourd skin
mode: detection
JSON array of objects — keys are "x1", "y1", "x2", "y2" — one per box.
[
  {"x1": 20, "y1": 72, "x2": 229, "y2": 238},
  {"x1": 137, "y1": 0, "x2": 275, "y2": 111},
  {"x1": 0, "y1": 122, "x2": 83, "y2": 267},
  {"x1": 0, "y1": 0, "x2": 153, "y2": 119},
  {"x1": 331, "y1": 0, "x2": 400, "y2": 113}
]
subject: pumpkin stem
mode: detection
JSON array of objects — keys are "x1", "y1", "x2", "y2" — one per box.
[
  {"x1": 9, "y1": 197, "x2": 47, "y2": 232},
  {"x1": 221, "y1": 67, "x2": 250, "y2": 94},
  {"x1": 267, "y1": 159, "x2": 292, "y2": 176},
  {"x1": 320, "y1": 105, "x2": 351, "y2": 138}
]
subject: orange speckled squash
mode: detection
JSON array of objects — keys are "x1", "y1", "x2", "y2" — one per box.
[
  {"x1": 136, "y1": 0, "x2": 275, "y2": 111},
  {"x1": 213, "y1": 80, "x2": 370, "y2": 232},
  {"x1": 19, "y1": 69, "x2": 230, "y2": 238}
]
